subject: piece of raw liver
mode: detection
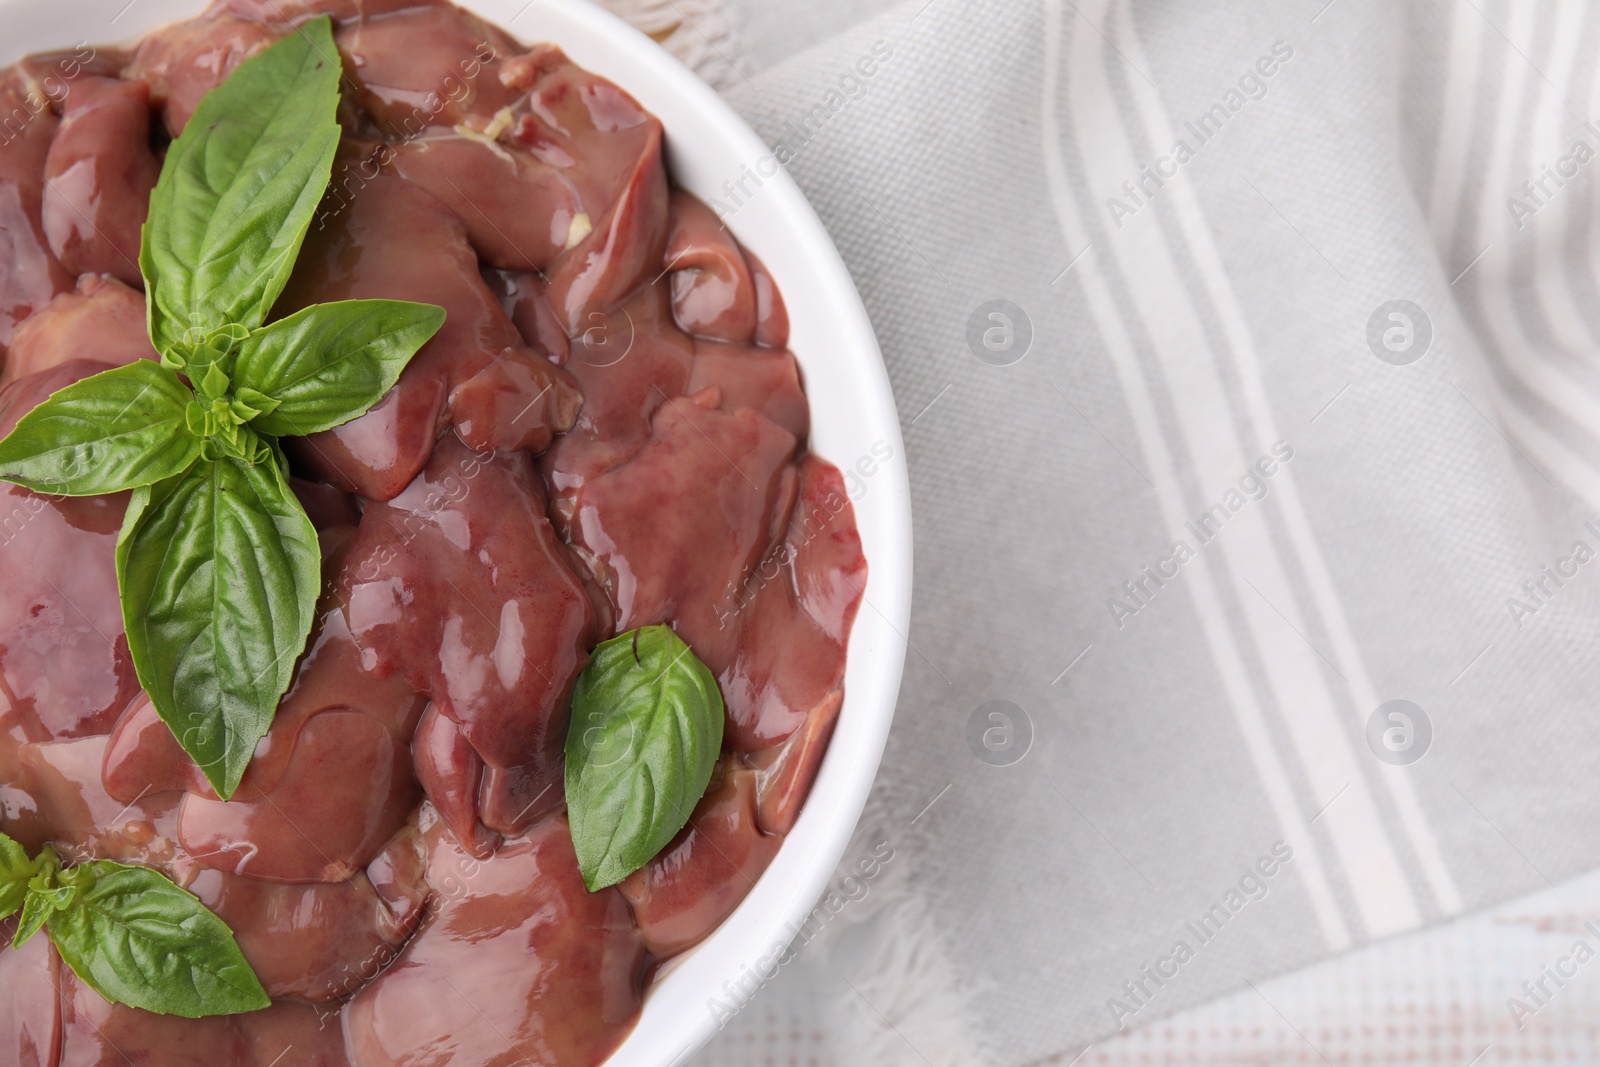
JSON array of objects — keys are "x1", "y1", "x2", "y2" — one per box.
[
  {"x1": 0, "y1": 362, "x2": 139, "y2": 746},
  {"x1": 2, "y1": 275, "x2": 156, "y2": 389},
  {"x1": 344, "y1": 812, "x2": 645, "y2": 1067},
  {"x1": 565, "y1": 391, "x2": 799, "y2": 655},
  {"x1": 336, "y1": 435, "x2": 594, "y2": 837},
  {"x1": 276, "y1": 174, "x2": 579, "y2": 501},
  {"x1": 7, "y1": 731, "x2": 424, "y2": 1004},
  {"x1": 41, "y1": 76, "x2": 159, "y2": 285},
  {"x1": 541, "y1": 280, "x2": 697, "y2": 499},
  {"x1": 177, "y1": 706, "x2": 421, "y2": 884},
  {"x1": 499, "y1": 46, "x2": 670, "y2": 333},
  {"x1": 662, "y1": 189, "x2": 757, "y2": 344},
  {"x1": 124, "y1": 10, "x2": 280, "y2": 136},
  {"x1": 0, "y1": 70, "x2": 73, "y2": 357},
  {"x1": 334, "y1": 4, "x2": 519, "y2": 138},
  {"x1": 751, "y1": 687, "x2": 844, "y2": 837},
  {"x1": 708, "y1": 456, "x2": 866, "y2": 750},
  {"x1": 619, "y1": 761, "x2": 782, "y2": 957},
  {"x1": 0, "y1": 918, "x2": 61, "y2": 1067},
  {"x1": 102, "y1": 603, "x2": 428, "y2": 884}
]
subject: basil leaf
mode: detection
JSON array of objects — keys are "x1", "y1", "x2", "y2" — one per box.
[
  {"x1": 47, "y1": 860, "x2": 269, "y2": 1017},
  {"x1": 0, "y1": 362, "x2": 201, "y2": 496},
  {"x1": 231, "y1": 300, "x2": 446, "y2": 437},
  {"x1": 13, "y1": 875, "x2": 74, "y2": 949},
  {"x1": 117, "y1": 453, "x2": 319, "y2": 799},
  {"x1": 0, "y1": 833, "x2": 32, "y2": 921},
  {"x1": 141, "y1": 16, "x2": 342, "y2": 359},
  {"x1": 565, "y1": 626, "x2": 725, "y2": 891},
  {"x1": 0, "y1": 840, "x2": 267, "y2": 1016}
]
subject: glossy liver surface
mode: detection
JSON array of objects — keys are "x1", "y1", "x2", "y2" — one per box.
[{"x1": 0, "y1": 3, "x2": 865, "y2": 1063}]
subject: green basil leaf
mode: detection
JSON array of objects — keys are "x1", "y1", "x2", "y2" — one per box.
[
  {"x1": 0, "y1": 832, "x2": 32, "y2": 921},
  {"x1": 12, "y1": 886, "x2": 60, "y2": 949},
  {"x1": 0, "y1": 362, "x2": 201, "y2": 495},
  {"x1": 117, "y1": 452, "x2": 319, "y2": 799},
  {"x1": 141, "y1": 16, "x2": 342, "y2": 359},
  {"x1": 565, "y1": 625, "x2": 725, "y2": 891},
  {"x1": 231, "y1": 300, "x2": 446, "y2": 437},
  {"x1": 47, "y1": 860, "x2": 269, "y2": 1017}
]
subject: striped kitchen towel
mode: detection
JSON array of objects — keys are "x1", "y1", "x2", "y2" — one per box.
[{"x1": 677, "y1": 0, "x2": 1600, "y2": 1063}]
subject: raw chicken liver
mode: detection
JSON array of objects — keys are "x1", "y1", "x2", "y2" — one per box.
[
  {"x1": 41, "y1": 76, "x2": 159, "y2": 285},
  {"x1": 336, "y1": 434, "x2": 594, "y2": 839},
  {"x1": 276, "y1": 172, "x2": 581, "y2": 501},
  {"x1": 0, "y1": 1, "x2": 867, "y2": 1062},
  {"x1": 0, "y1": 362, "x2": 139, "y2": 745},
  {"x1": 344, "y1": 813, "x2": 645, "y2": 1067}
]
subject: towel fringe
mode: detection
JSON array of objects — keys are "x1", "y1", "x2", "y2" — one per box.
[{"x1": 801, "y1": 774, "x2": 999, "y2": 1066}]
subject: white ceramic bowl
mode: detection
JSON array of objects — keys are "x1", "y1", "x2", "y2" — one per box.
[{"x1": 0, "y1": 2, "x2": 912, "y2": 1064}]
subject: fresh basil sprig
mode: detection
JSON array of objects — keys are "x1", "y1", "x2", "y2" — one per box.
[
  {"x1": 0, "y1": 17, "x2": 445, "y2": 799},
  {"x1": 0, "y1": 831, "x2": 268, "y2": 1017},
  {"x1": 565, "y1": 626, "x2": 725, "y2": 891},
  {"x1": 0, "y1": 833, "x2": 31, "y2": 920},
  {"x1": 140, "y1": 14, "x2": 344, "y2": 362}
]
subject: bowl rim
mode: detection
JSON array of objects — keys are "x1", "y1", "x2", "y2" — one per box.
[{"x1": 0, "y1": 1, "x2": 914, "y2": 1063}]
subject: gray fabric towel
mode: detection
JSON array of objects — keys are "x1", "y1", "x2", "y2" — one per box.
[{"x1": 658, "y1": 0, "x2": 1600, "y2": 1063}]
